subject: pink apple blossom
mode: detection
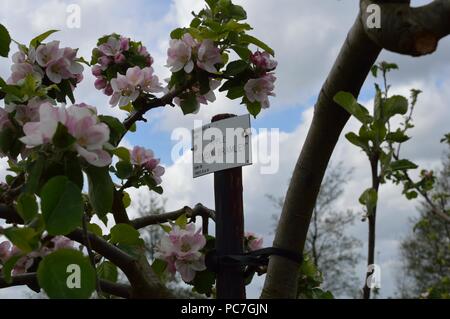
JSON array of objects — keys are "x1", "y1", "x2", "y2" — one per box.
[
  {"x1": 197, "y1": 39, "x2": 222, "y2": 74},
  {"x1": 251, "y1": 51, "x2": 278, "y2": 72},
  {"x1": 35, "y1": 41, "x2": 63, "y2": 67},
  {"x1": 141, "y1": 67, "x2": 163, "y2": 93},
  {"x1": 98, "y1": 37, "x2": 122, "y2": 57},
  {"x1": 130, "y1": 146, "x2": 165, "y2": 185},
  {"x1": 245, "y1": 232, "x2": 264, "y2": 252},
  {"x1": 167, "y1": 34, "x2": 196, "y2": 73},
  {"x1": 156, "y1": 223, "x2": 206, "y2": 283},
  {"x1": 92, "y1": 65, "x2": 103, "y2": 77},
  {"x1": 110, "y1": 67, "x2": 143, "y2": 107},
  {"x1": 7, "y1": 62, "x2": 43, "y2": 84},
  {"x1": 244, "y1": 73, "x2": 276, "y2": 109},
  {"x1": 120, "y1": 37, "x2": 130, "y2": 51},
  {"x1": 130, "y1": 146, "x2": 155, "y2": 166}
]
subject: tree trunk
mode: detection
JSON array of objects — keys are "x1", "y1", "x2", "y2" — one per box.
[{"x1": 261, "y1": 14, "x2": 381, "y2": 299}]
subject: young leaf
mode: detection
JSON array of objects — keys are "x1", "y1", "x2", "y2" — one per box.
[
  {"x1": 334, "y1": 92, "x2": 373, "y2": 124},
  {"x1": 382, "y1": 95, "x2": 408, "y2": 120},
  {"x1": 0, "y1": 24, "x2": 11, "y2": 57},
  {"x1": 16, "y1": 193, "x2": 38, "y2": 223},
  {"x1": 240, "y1": 34, "x2": 274, "y2": 56},
  {"x1": 110, "y1": 224, "x2": 143, "y2": 246},
  {"x1": 30, "y1": 30, "x2": 59, "y2": 48},
  {"x1": 389, "y1": 159, "x2": 418, "y2": 171},
  {"x1": 41, "y1": 176, "x2": 84, "y2": 235},
  {"x1": 37, "y1": 249, "x2": 96, "y2": 299},
  {"x1": 359, "y1": 188, "x2": 378, "y2": 214},
  {"x1": 97, "y1": 261, "x2": 118, "y2": 283},
  {"x1": 4, "y1": 227, "x2": 39, "y2": 253},
  {"x1": 84, "y1": 166, "x2": 114, "y2": 220}
]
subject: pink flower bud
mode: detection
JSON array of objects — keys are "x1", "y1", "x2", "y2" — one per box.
[
  {"x1": 92, "y1": 65, "x2": 103, "y2": 77},
  {"x1": 114, "y1": 53, "x2": 126, "y2": 64},
  {"x1": 104, "y1": 84, "x2": 114, "y2": 96},
  {"x1": 120, "y1": 37, "x2": 130, "y2": 51},
  {"x1": 95, "y1": 77, "x2": 107, "y2": 90}
]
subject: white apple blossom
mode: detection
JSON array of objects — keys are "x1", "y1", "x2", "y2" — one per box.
[
  {"x1": 244, "y1": 73, "x2": 277, "y2": 109},
  {"x1": 197, "y1": 39, "x2": 222, "y2": 74}
]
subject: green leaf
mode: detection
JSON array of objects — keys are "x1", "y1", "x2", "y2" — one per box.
[
  {"x1": 97, "y1": 261, "x2": 118, "y2": 283},
  {"x1": 115, "y1": 161, "x2": 133, "y2": 180},
  {"x1": 99, "y1": 115, "x2": 126, "y2": 147},
  {"x1": 84, "y1": 166, "x2": 114, "y2": 220},
  {"x1": 122, "y1": 191, "x2": 131, "y2": 209},
  {"x1": 170, "y1": 28, "x2": 186, "y2": 39},
  {"x1": 192, "y1": 270, "x2": 216, "y2": 296},
  {"x1": 371, "y1": 65, "x2": 378, "y2": 78},
  {"x1": 175, "y1": 214, "x2": 188, "y2": 228},
  {"x1": 227, "y1": 86, "x2": 245, "y2": 100},
  {"x1": 41, "y1": 176, "x2": 84, "y2": 235},
  {"x1": 389, "y1": 159, "x2": 418, "y2": 171},
  {"x1": 52, "y1": 123, "x2": 76, "y2": 149},
  {"x1": 37, "y1": 249, "x2": 96, "y2": 299},
  {"x1": 30, "y1": 30, "x2": 59, "y2": 48},
  {"x1": 231, "y1": 45, "x2": 251, "y2": 61},
  {"x1": 359, "y1": 188, "x2": 378, "y2": 213},
  {"x1": 112, "y1": 147, "x2": 131, "y2": 162},
  {"x1": 240, "y1": 34, "x2": 274, "y2": 56},
  {"x1": 345, "y1": 132, "x2": 369, "y2": 152},
  {"x1": 24, "y1": 156, "x2": 45, "y2": 194},
  {"x1": 225, "y1": 60, "x2": 249, "y2": 76},
  {"x1": 180, "y1": 93, "x2": 199, "y2": 115},
  {"x1": 229, "y1": 4, "x2": 247, "y2": 21},
  {"x1": 16, "y1": 193, "x2": 38, "y2": 223},
  {"x1": 87, "y1": 223, "x2": 103, "y2": 237},
  {"x1": 386, "y1": 131, "x2": 410, "y2": 143},
  {"x1": 244, "y1": 97, "x2": 261, "y2": 118},
  {"x1": 4, "y1": 227, "x2": 39, "y2": 253},
  {"x1": 2, "y1": 255, "x2": 23, "y2": 283},
  {"x1": 0, "y1": 24, "x2": 11, "y2": 57},
  {"x1": 382, "y1": 95, "x2": 408, "y2": 120},
  {"x1": 333, "y1": 92, "x2": 373, "y2": 124},
  {"x1": 151, "y1": 259, "x2": 167, "y2": 279},
  {"x1": 110, "y1": 224, "x2": 143, "y2": 246}
]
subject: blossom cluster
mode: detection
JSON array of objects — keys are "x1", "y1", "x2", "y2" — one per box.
[
  {"x1": 244, "y1": 51, "x2": 277, "y2": 109},
  {"x1": 20, "y1": 102, "x2": 111, "y2": 167},
  {"x1": 156, "y1": 223, "x2": 206, "y2": 283},
  {"x1": 8, "y1": 41, "x2": 84, "y2": 85},
  {"x1": 130, "y1": 146, "x2": 165, "y2": 185},
  {"x1": 91, "y1": 35, "x2": 162, "y2": 107},
  {"x1": 0, "y1": 237, "x2": 74, "y2": 275},
  {"x1": 167, "y1": 33, "x2": 222, "y2": 75}
]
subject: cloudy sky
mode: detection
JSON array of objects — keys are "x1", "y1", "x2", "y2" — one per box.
[{"x1": 1, "y1": 0, "x2": 449, "y2": 299}]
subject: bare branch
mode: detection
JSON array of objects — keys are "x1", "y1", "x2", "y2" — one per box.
[
  {"x1": 361, "y1": 0, "x2": 450, "y2": 56},
  {"x1": 0, "y1": 273, "x2": 131, "y2": 299},
  {"x1": 131, "y1": 203, "x2": 216, "y2": 229}
]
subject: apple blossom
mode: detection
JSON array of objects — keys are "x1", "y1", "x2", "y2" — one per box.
[
  {"x1": 197, "y1": 39, "x2": 222, "y2": 74},
  {"x1": 130, "y1": 146, "x2": 165, "y2": 185},
  {"x1": 141, "y1": 67, "x2": 163, "y2": 93},
  {"x1": 251, "y1": 51, "x2": 278, "y2": 72},
  {"x1": 98, "y1": 37, "x2": 122, "y2": 57},
  {"x1": 94, "y1": 77, "x2": 107, "y2": 90},
  {"x1": 7, "y1": 62, "x2": 43, "y2": 84},
  {"x1": 156, "y1": 223, "x2": 207, "y2": 283},
  {"x1": 245, "y1": 232, "x2": 264, "y2": 252},
  {"x1": 166, "y1": 34, "x2": 196, "y2": 73},
  {"x1": 244, "y1": 73, "x2": 277, "y2": 109},
  {"x1": 36, "y1": 41, "x2": 63, "y2": 67},
  {"x1": 173, "y1": 79, "x2": 221, "y2": 113},
  {"x1": 20, "y1": 103, "x2": 112, "y2": 167}
]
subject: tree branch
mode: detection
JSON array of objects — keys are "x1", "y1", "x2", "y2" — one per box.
[
  {"x1": 361, "y1": 0, "x2": 450, "y2": 56},
  {"x1": 131, "y1": 204, "x2": 216, "y2": 230},
  {"x1": 123, "y1": 79, "x2": 197, "y2": 131},
  {"x1": 0, "y1": 273, "x2": 132, "y2": 299}
]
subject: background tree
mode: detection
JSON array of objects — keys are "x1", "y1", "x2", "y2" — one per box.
[
  {"x1": 269, "y1": 164, "x2": 362, "y2": 297},
  {"x1": 397, "y1": 141, "x2": 450, "y2": 299}
]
